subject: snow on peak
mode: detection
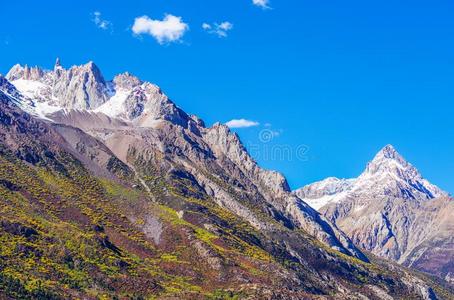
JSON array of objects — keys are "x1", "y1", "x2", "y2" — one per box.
[
  {"x1": 376, "y1": 144, "x2": 401, "y2": 160},
  {"x1": 294, "y1": 177, "x2": 355, "y2": 210},
  {"x1": 356, "y1": 145, "x2": 447, "y2": 200},
  {"x1": 369, "y1": 144, "x2": 408, "y2": 167},
  {"x1": 363, "y1": 145, "x2": 415, "y2": 178},
  {"x1": 4, "y1": 60, "x2": 191, "y2": 127},
  {"x1": 296, "y1": 145, "x2": 448, "y2": 211}
]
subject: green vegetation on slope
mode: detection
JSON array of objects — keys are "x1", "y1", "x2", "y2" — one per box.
[{"x1": 0, "y1": 149, "x2": 284, "y2": 299}]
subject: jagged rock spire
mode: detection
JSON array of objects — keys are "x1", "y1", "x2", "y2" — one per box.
[
  {"x1": 54, "y1": 57, "x2": 62, "y2": 70},
  {"x1": 371, "y1": 144, "x2": 407, "y2": 164},
  {"x1": 365, "y1": 144, "x2": 411, "y2": 175}
]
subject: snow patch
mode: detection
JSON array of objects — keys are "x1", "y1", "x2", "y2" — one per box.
[
  {"x1": 12, "y1": 79, "x2": 47, "y2": 99},
  {"x1": 10, "y1": 79, "x2": 62, "y2": 120},
  {"x1": 32, "y1": 101, "x2": 63, "y2": 120},
  {"x1": 94, "y1": 89, "x2": 130, "y2": 118},
  {"x1": 301, "y1": 191, "x2": 349, "y2": 210}
]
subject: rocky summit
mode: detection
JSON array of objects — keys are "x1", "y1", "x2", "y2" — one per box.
[
  {"x1": 295, "y1": 144, "x2": 454, "y2": 286},
  {"x1": 0, "y1": 60, "x2": 453, "y2": 299}
]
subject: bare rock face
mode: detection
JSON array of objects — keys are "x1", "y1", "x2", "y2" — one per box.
[
  {"x1": 113, "y1": 72, "x2": 142, "y2": 90},
  {"x1": 131, "y1": 82, "x2": 189, "y2": 127},
  {"x1": 7, "y1": 61, "x2": 109, "y2": 109},
  {"x1": 203, "y1": 122, "x2": 291, "y2": 198},
  {"x1": 0, "y1": 75, "x2": 24, "y2": 101},
  {"x1": 52, "y1": 61, "x2": 108, "y2": 109},
  {"x1": 202, "y1": 123, "x2": 366, "y2": 260},
  {"x1": 400, "y1": 196, "x2": 454, "y2": 285},
  {"x1": 295, "y1": 144, "x2": 453, "y2": 283}
]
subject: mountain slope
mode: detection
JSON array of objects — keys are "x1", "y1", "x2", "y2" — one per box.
[
  {"x1": 0, "y1": 106, "x2": 286, "y2": 298},
  {"x1": 295, "y1": 145, "x2": 454, "y2": 285},
  {"x1": 0, "y1": 64, "x2": 453, "y2": 299},
  {"x1": 4, "y1": 60, "x2": 364, "y2": 260}
]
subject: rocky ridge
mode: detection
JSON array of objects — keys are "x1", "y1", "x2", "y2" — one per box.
[{"x1": 3, "y1": 59, "x2": 364, "y2": 259}]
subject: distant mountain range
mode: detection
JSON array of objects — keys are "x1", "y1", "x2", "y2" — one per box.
[
  {"x1": 295, "y1": 145, "x2": 453, "y2": 285},
  {"x1": 0, "y1": 59, "x2": 452, "y2": 299}
]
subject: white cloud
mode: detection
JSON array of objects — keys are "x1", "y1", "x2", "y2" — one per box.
[
  {"x1": 218, "y1": 22, "x2": 233, "y2": 31},
  {"x1": 225, "y1": 119, "x2": 260, "y2": 128},
  {"x1": 202, "y1": 21, "x2": 233, "y2": 37},
  {"x1": 252, "y1": 0, "x2": 271, "y2": 9},
  {"x1": 92, "y1": 11, "x2": 112, "y2": 30},
  {"x1": 132, "y1": 14, "x2": 189, "y2": 44}
]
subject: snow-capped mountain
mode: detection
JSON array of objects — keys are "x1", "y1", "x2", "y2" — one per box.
[
  {"x1": 5, "y1": 59, "x2": 189, "y2": 127},
  {"x1": 295, "y1": 145, "x2": 453, "y2": 284},
  {"x1": 295, "y1": 145, "x2": 448, "y2": 209},
  {"x1": 1, "y1": 59, "x2": 367, "y2": 261},
  {"x1": 356, "y1": 144, "x2": 447, "y2": 199}
]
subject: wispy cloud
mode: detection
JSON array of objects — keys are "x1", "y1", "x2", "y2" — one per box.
[
  {"x1": 132, "y1": 14, "x2": 189, "y2": 44},
  {"x1": 252, "y1": 0, "x2": 271, "y2": 9},
  {"x1": 92, "y1": 11, "x2": 113, "y2": 31},
  {"x1": 225, "y1": 119, "x2": 260, "y2": 128},
  {"x1": 202, "y1": 21, "x2": 233, "y2": 37}
]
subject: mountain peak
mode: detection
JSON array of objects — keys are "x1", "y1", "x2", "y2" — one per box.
[
  {"x1": 113, "y1": 72, "x2": 142, "y2": 90},
  {"x1": 6, "y1": 64, "x2": 45, "y2": 81},
  {"x1": 80, "y1": 61, "x2": 104, "y2": 80},
  {"x1": 54, "y1": 57, "x2": 61, "y2": 69},
  {"x1": 366, "y1": 144, "x2": 410, "y2": 174},
  {"x1": 84, "y1": 60, "x2": 96, "y2": 68},
  {"x1": 374, "y1": 144, "x2": 408, "y2": 165},
  {"x1": 298, "y1": 144, "x2": 448, "y2": 211},
  {"x1": 374, "y1": 144, "x2": 403, "y2": 161},
  {"x1": 354, "y1": 144, "x2": 448, "y2": 200},
  {"x1": 5, "y1": 60, "x2": 193, "y2": 123},
  {"x1": 379, "y1": 144, "x2": 397, "y2": 157}
]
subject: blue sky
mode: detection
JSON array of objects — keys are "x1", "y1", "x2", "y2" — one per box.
[{"x1": 1, "y1": 0, "x2": 453, "y2": 193}]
